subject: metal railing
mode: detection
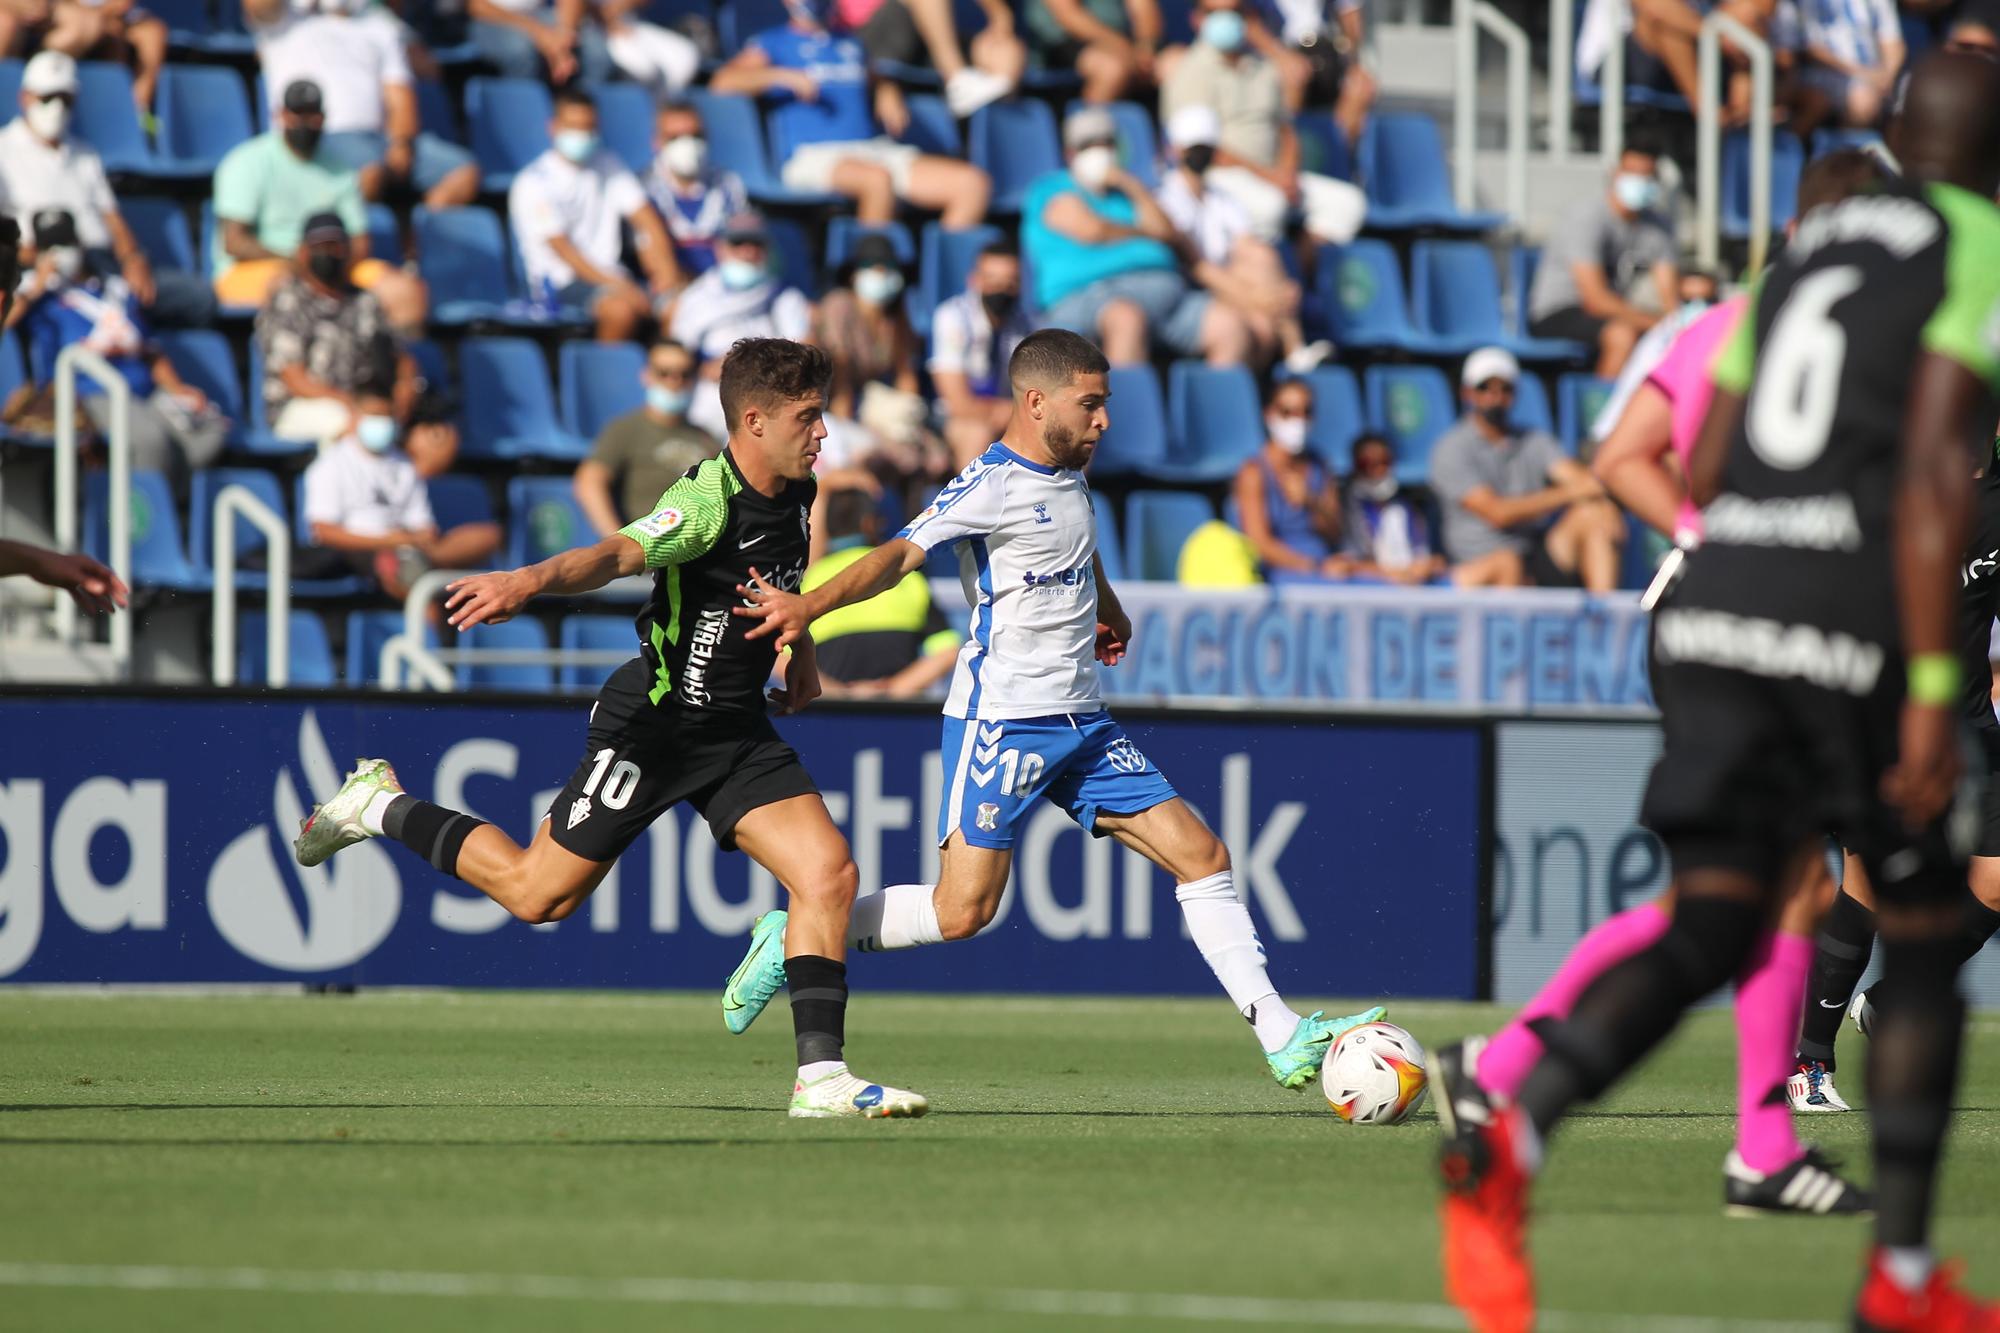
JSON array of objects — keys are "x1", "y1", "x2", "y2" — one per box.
[
  {"x1": 380, "y1": 567, "x2": 645, "y2": 691},
  {"x1": 210, "y1": 484, "x2": 291, "y2": 686},
  {"x1": 52, "y1": 345, "x2": 132, "y2": 675},
  {"x1": 1697, "y1": 12, "x2": 1774, "y2": 274},
  {"x1": 1599, "y1": 0, "x2": 1625, "y2": 167},
  {"x1": 1547, "y1": 0, "x2": 1574, "y2": 164},
  {"x1": 1454, "y1": 0, "x2": 1530, "y2": 224}
]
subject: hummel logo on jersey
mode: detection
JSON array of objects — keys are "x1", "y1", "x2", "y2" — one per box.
[
  {"x1": 568, "y1": 796, "x2": 593, "y2": 829},
  {"x1": 1032, "y1": 502, "x2": 1052, "y2": 524}
]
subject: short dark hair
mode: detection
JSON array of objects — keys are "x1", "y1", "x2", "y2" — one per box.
[
  {"x1": 718, "y1": 338, "x2": 831, "y2": 431},
  {"x1": 1008, "y1": 328, "x2": 1108, "y2": 393},
  {"x1": 648, "y1": 337, "x2": 693, "y2": 360},
  {"x1": 823, "y1": 488, "x2": 877, "y2": 541},
  {"x1": 1796, "y1": 146, "x2": 1890, "y2": 214},
  {"x1": 553, "y1": 86, "x2": 597, "y2": 117},
  {"x1": 1264, "y1": 376, "x2": 1312, "y2": 407},
  {"x1": 1621, "y1": 123, "x2": 1664, "y2": 161},
  {"x1": 1353, "y1": 431, "x2": 1394, "y2": 456},
  {"x1": 976, "y1": 239, "x2": 1019, "y2": 262},
  {"x1": 658, "y1": 98, "x2": 698, "y2": 119},
  {"x1": 356, "y1": 333, "x2": 399, "y2": 402}
]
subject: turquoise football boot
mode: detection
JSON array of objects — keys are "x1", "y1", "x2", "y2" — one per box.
[
  {"x1": 1267, "y1": 1005, "x2": 1388, "y2": 1089},
  {"x1": 721, "y1": 909, "x2": 789, "y2": 1034}
]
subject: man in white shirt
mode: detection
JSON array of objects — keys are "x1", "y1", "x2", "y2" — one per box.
[
  {"x1": 0, "y1": 51, "x2": 212, "y2": 326},
  {"x1": 728, "y1": 328, "x2": 1390, "y2": 1089},
  {"x1": 247, "y1": 0, "x2": 479, "y2": 212},
  {"x1": 669, "y1": 212, "x2": 811, "y2": 438},
  {"x1": 928, "y1": 238, "x2": 1032, "y2": 467},
  {"x1": 508, "y1": 86, "x2": 681, "y2": 342}
]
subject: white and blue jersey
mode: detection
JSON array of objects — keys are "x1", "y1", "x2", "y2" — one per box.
[{"x1": 898, "y1": 444, "x2": 1176, "y2": 849}]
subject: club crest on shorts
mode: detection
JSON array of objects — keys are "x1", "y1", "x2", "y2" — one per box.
[
  {"x1": 567, "y1": 796, "x2": 593, "y2": 830},
  {"x1": 976, "y1": 802, "x2": 999, "y2": 832}
]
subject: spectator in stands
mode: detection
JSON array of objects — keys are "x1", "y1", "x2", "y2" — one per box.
[
  {"x1": 1024, "y1": 105, "x2": 1252, "y2": 368},
  {"x1": 0, "y1": 52, "x2": 212, "y2": 328},
  {"x1": 806, "y1": 489, "x2": 961, "y2": 697},
  {"x1": 1945, "y1": 5, "x2": 2000, "y2": 54},
  {"x1": 840, "y1": 0, "x2": 1022, "y2": 115},
  {"x1": 668, "y1": 212, "x2": 812, "y2": 437},
  {"x1": 930, "y1": 238, "x2": 1033, "y2": 467},
  {"x1": 1784, "y1": 0, "x2": 1904, "y2": 132},
  {"x1": 1342, "y1": 432, "x2": 1444, "y2": 585},
  {"x1": 1022, "y1": 0, "x2": 1159, "y2": 102},
  {"x1": 7, "y1": 207, "x2": 226, "y2": 490},
  {"x1": 1526, "y1": 138, "x2": 1678, "y2": 379},
  {"x1": 573, "y1": 338, "x2": 717, "y2": 537},
  {"x1": 1157, "y1": 0, "x2": 1367, "y2": 245},
  {"x1": 1157, "y1": 105, "x2": 1330, "y2": 372},
  {"x1": 256, "y1": 211, "x2": 403, "y2": 446},
  {"x1": 1580, "y1": 0, "x2": 1778, "y2": 116},
  {"x1": 246, "y1": 0, "x2": 480, "y2": 214},
  {"x1": 0, "y1": 0, "x2": 166, "y2": 117},
  {"x1": 509, "y1": 86, "x2": 682, "y2": 342},
  {"x1": 1254, "y1": 0, "x2": 1374, "y2": 136},
  {"x1": 467, "y1": 0, "x2": 611, "y2": 83},
  {"x1": 646, "y1": 100, "x2": 749, "y2": 278},
  {"x1": 1230, "y1": 377, "x2": 1348, "y2": 582},
  {"x1": 710, "y1": 0, "x2": 993, "y2": 227},
  {"x1": 596, "y1": 0, "x2": 701, "y2": 98},
  {"x1": 1430, "y1": 347, "x2": 1625, "y2": 591},
  {"x1": 303, "y1": 340, "x2": 499, "y2": 601},
  {"x1": 816, "y1": 233, "x2": 948, "y2": 488},
  {"x1": 211, "y1": 79, "x2": 427, "y2": 326}
]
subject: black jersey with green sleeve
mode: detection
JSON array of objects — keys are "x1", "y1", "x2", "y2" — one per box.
[{"x1": 616, "y1": 449, "x2": 815, "y2": 716}]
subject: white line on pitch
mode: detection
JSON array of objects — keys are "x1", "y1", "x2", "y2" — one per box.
[{"x1": 0, "y1": 1261, "x2": 1840, "y2": 1332}]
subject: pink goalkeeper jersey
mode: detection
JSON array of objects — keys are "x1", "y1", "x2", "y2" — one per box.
[{"x1": 1643, "y1": 294, "x2": 1747, "y2": 540}]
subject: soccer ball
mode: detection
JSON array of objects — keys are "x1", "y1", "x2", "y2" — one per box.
[{"x1": 1322, "y1": 1022, "x2": 1429, "y2": 1125}]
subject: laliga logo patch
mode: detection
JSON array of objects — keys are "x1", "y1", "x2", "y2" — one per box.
[
  {"x1": 207, "y1": 711, "x2": 401, "y2": 972},
  {"x1": 630, "y1": 507, "x2": 684, "y2": 539}
]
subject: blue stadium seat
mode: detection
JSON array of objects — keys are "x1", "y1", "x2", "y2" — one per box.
[
  {"x1": 149, "y1": 0, "x2": 257, "y2": 53},
  {"x1": 1358, "y1": 113, "x2": 1502, "y2": 232},
  {"x1": 763, "y1": 216, "x2": 820, "y2": 300},
  {"x1": 1722, "y1": 129, "x2": 1805, "y2": 239},
  {"x1": 1508, "y1": 244, "x2": 1540, "y2": 338},
  {"x1": 414, "y1": 206, "x2": 514, "y2": 326},
  {"x1": 415, "y1": 77, "x2": 464, "y2": 145},
  {"x1": 189, "y1": 465, "x2": 282, "y2": 574},
  {"x1": 970, "y1": 100, "x2": 1062, "y2": 214},
  {"x1": 364, "y1": 203, "x2": 401, "y2": 266},
  {"x1": 117, "y1": 197, "x2": 197, "y2": 278},
  {"x1": 1410, "y1": 239, "x2": 1589, "y2": 361},
  {"x1": 1313, "y1": 238, "x2": 1440, "y2": 352},
  {"x1": 506, "y1": 476, "x2": 594, "y2": 566},
  {"x1": 1510, "y1": 371, "x2": 1555, "y2": 435},
  {"x1": 155, "y1": 328, "x2": 290, "y2": 455},
  {"x1": 238, "y1": 611, "x2": 338, "y2": 686},
  {"x1": 1165, "y1": 362, "x2": 1263, "y2": 481},
  {"x1": 1364, "y1": 364, "x2": 1456, "y2": 483},
  {"x1": 427, "y1": 474, "x2": 496, "y2": 531},
  {"x1": 83, "y1": 470, "x2": 209, "y2": 590},
  {"x1": 1070, "y1": 99, "x2": 1159, "y2": 189},
  {"x1": 0, "y1": 329, "x2": 45, "y2": 446},
  {"x1": 825, "y1": 218, "x2": 917, "y2": 273},
  {"x1": 1810, "y1": 127, "x2": 1884, "y2": 158},
  {"x1": 155, "y1": 64, "x2": 252, "y2": 174},
  {"x1": 918, "y1": 222, "x2": 1003, "y2": 321},
  {"x1": 1089, "y1": 364, "x2": 1168, "y2": 475},
  {"x1": 76, "y1": 62, "x2": 165, "y2": 176},
  {"x1": 345, "y1": 610, "x2": 436, "y2": 687},
  {"x1": 718, "y1": 0, "x2": 788, "y2": 52},
  {"x1": 465, "y1": 77, "x2": 553, "y2": 191},
  {"x1": 462, "y1": 338, "x2": 585, "y2": 461},
  {"x1": 899, "y1": 93, "x2": 960, "y2": 157},
  {"x1": 0, "y1": 58, "x2": 17, "y2": 117},
  {"x1": 686, "y1": 91, "x2": 841, "y2": 206},
  {"x1": 1124, "y1": 490, "x2": 1216, "y2": 582},
  {"x1": 559, "y1": 340, "x2": 646, "y2": 442},
  {"x1": 559, "y1": 614, "x2": 635, "y2": 690},
  {"x1": 588, "y1": 80, "x2": 657, "y2": 174},
  {"x1": 455, "y1": 618, "x2": 555, "y2": 692},
  {"x1": 1294, "y1": 111, "x2": 1353, "y2": 181},
  {"x1": 1294, "y1": 364, "x2": 1366, "y2": 473},
  {"x1": 1558, "y1": 372, "x2": 1615, "y2": 455},
  {"x1": 1089, "y1": 490, "x2": 1125, "y2": 582}
]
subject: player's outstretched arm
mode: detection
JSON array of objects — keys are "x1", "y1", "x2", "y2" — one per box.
[
  {"x1": 0, "y1": 539, "x2": 129, "y2": 614},
  {"x1": 736, "y1": 538, "x2": 926, "y2": 650},
  {"x1": 445, "y1": 534, "x2": 646, "y2": 631}
]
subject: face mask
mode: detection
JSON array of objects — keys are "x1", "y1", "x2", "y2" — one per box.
[
  {"x1": 1200, "y1": 9, "x2": 1246, "y2": 51},
  {"x1": 356, "y1": 414, "x2": 397, "y2": 453},
  {"x1": 24, "y1": 97, "x2": 69, "y2": 142},
  {"x1": 719, "y1": 257, "x2": 766, "y2": 291},
  {"x1": 307, "y1": 251, "x2": 348, "y2": 287},
  {"x1": 46, "y1": 247, "x2": 82, "y2": 283},
  {"x1": 1352, "y1": 473, "x2": 1399, "y2": 502},
  {"x1": 555, "y1": 130, "x2": 598, "y2": 164},
  {"x1": 284, "y1": 124, "x2": 322, "y2": 156},
  {"x1": 1268, "y1": 416, "x2": 1309, "y2": 453},
  {"x1": 1182, "y1": 144, "x2": 1216, "y2": 177},
  {"x1": 854, "y1": 267, "x2": 904, "y2": 306},
  {"x1": 1613, "y1": 172, "x2": 1660, "y2": 212},
  {"x1": 1477, "y1": 401, "x2": 1512, "y2": 430},
  {"x1": 646, "y1": 384, "x2": 692, "y2": 416},
  {"x1": 1681, "y1": 296, "x2": 1711, "y2": 315},
  {"x1": 660, "y1": 135, "x2": 707, "y2": 179},
  {"x1": 981, "y1": 290, "x2": 1018, "y2": 323},
  {"x1": 1071, "y1": 145, "x2": 1117, "y2": 192}
]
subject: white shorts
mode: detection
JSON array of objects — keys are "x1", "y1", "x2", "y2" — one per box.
[
  {"x1": 604, "y1": 21, "x2": 700, "y2": 97},
  {"x1": 779, "y1": 137, "x2": 921, "y2": 196}
]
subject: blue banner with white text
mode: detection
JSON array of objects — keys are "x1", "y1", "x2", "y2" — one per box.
[{"x1": 0, "y1": 695, "x2": 1485, "y2": 997}]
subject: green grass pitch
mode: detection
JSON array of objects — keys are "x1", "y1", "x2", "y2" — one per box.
[{"x1": 3, "y1": 990, "x2": 1997, "y2": 1332}]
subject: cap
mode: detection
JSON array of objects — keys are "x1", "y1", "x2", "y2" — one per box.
[
  {"x1": 282, "y1": 78, "x2": 324, "y2": 115},
  {"x1": 1461, "y1": 346, "x2": 1520, "y2": 389},
  {"x1": 22, "y1": 51, "x2": 79, "y2": 97},
  {"x1": 300, "y1": 211, "x2": 348, "y2": 245},
  {"x1": 31, "y1": 207, "x2": 78, "y2": 249},
  {"x1": 849, "y1": 232, "x2": 900, "y2": 270},
  {"x1": 721, "y1": 211, "x2": 769, "y2": 243},
  {"x1": 1166, "y1": 104, "x2": 1221, "y2": 150},
  {"x1": 1063, "y1": 105, "x2": 1118, "y2": 151}
]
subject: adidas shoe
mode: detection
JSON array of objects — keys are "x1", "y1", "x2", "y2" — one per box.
[
  {"x1": 294, "y1": 759, "x2": 400, "y2": 867},
  {"x1": 1722, "y1": 1147, "x2": 1872, "y2": 1218},
  {"x1": 1854, "y1": 1251, "x2": 2000, "y2": 1331},
  {"x1": 788, "y1": 1067, "x2": 928, "y2": 1119},
  {"x1": 1787, "y1": 1060, "x2": 1853, "y2": 1112},
  {"x1": 1851, "y1": 986, "x2": 1876, "y2": 1038}
]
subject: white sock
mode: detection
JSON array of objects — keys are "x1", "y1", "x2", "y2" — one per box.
[
  {"x1": 360, "y1": 790, "x2": 399, "y2": 836},
  {"x1": 797, "y1": 1060, "x2": 846, "y2": 1084},
  {"x1": 1884, "y1": 1246, "x2": 1935, "y2": 1292},
  {"x1": 848, "y1": 884, "x2": 944, "y2": 951},
  {"x1": 1175, "y1": 871, "x2": 1303, "y2": 1054},
  {"x1": 1509, "y1": 1109, "x2": 1545, "y2": 1177}
]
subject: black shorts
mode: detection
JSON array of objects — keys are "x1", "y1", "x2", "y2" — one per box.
[
  {"x1": 858, "y1": 0, "x2": 948, "y2": 66},
  {"x1": 1529, "y1": 305, "x2": 1606, "y2": 346},
  {"x1": 1523, "y1": 537, "x2": 1581, "y2": 589},
  {"x1": 1978, "y1": 730, "x2": 2000, "y2": 859},
  {"x1": 547, "y1": 660, "x2": 819, "y2": 861}
]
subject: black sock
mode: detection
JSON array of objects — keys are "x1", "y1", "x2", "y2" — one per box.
[
  {"x1": 1517, "y1": 895, "x2": 1762, "y2": 1139},
  {"x1": 380, "y1": 795, "x2": 487, "y2": 878},
  {"x1": 1797, "y1": 889, "x2": 1876, "y2": 1068},
  {"x1": 1869, "y1": 936, "x2": 1966, "y2": 1250},
  {"x1": 785, "y1": 954, "x2": 847, "y2": 1069},
  {"x1": 1946, "y1": 893, "x2": 2000, "y2": 970}
]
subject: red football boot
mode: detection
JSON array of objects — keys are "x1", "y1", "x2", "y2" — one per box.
[{"x1": 1855, "y1": 1251, "x2": 2000, "y2": 1332}]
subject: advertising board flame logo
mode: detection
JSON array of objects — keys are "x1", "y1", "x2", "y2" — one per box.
[{"x1": 206, "y1": 711, "x2": 401, "y2": 971}]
